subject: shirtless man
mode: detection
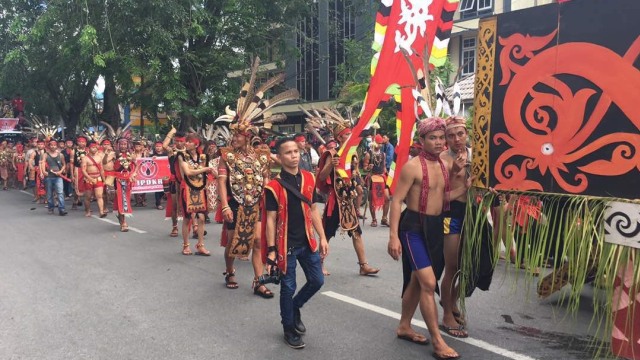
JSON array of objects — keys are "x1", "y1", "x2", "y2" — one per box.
[
  {"x1": 132, "y1": 140, "x2": 148, "y2": 207},
  {"x1": 439, "y1": 117, "x2": 471, "y2": 337},
  {"x1": 387, "y1": 117, "x2": 471, "y2": 360},
  {"x1": 81, "y1": 141, "x2": 106, "y2": 217}
]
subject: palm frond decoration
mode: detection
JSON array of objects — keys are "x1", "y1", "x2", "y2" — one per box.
[{"x1": 459, "y1": 189, "x2": 640, "y2": 358}]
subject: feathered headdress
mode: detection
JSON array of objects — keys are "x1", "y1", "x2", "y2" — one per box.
[
  {"x1": 25, "y1": 116, "x2": 60, "y2": 139},
  {"x1": 303, "y1": 107, "x2": 354, "y2": 140},
  {"x1": 214, "y1": 56, "x2": 298, "y2": 136},
  {"x1": 100, "y1": 121, "x2": 132, "y2": 143},
  {"x1": 82, "y1": 127, "x2": 108, "y2": 144},
  {"x1": 199, "y1": 123, "x2": 231, "y2": 146}
]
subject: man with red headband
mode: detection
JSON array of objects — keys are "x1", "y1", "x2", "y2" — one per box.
[
  {"x1": 11, "y1": 143, "x2": 27, "y2": 189},
  {"x1": 176, "y1": 133, "x2": 213, "y2": 256},
  {"x1": 81, "y1": 141, "x2": 107, "y2": 217},
  {"x1": 387, "y1": 117, "x2": 472, "y2": 359},
  {"x1": 315, "y1": 108, "x2": 379, "y2": 276},
  {"x1": 40, "y1": 139, "x2": 68, "y2": 216},
  {"x1": 362, "y1": 134, "x2": 390, "y2": 227},
  {"x1": 103, "y1": 138, "x2": 136, "y2": 231},
  {"x1": 72, "y1": 135, "x2": 88, "y2": 210},
  {"x1": 439, "y1": 116, "x2": 472, "y2": 338}
]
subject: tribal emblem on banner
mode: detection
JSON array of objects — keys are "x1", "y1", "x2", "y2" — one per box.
[{"x1": 337, "y1": 0, "x2": 459, "y2": 193}]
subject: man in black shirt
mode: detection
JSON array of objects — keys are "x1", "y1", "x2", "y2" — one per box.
[{"x1": 263, "y1": 137, "x2": 328, "y2": 349}]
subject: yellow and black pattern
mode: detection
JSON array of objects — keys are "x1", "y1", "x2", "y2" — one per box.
[{"x1": 471, "y1": 17, "x2": 497, "y2": 189}]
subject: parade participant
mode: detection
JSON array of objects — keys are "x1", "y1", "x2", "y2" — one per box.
[
  {"x1": 72, "y1": 136, "x2": 88, "y2": 210},
  {"x1": 11, "y1": 143, "x2": 26, "y2": 189},
  {"x1": 132, "y1": 139, "x2": 148, "y2": 207},
  {"x1": 11, "y1": 93, "x2": 24, "y2": 118},
  {"x1": 215, "y1": 56, "x2": 298, "y2": 293},
  {"x1": 176, "y1": 133, "x2": 213, "y2": 256},
  {"x1": 204, "y1": 139, "x2": 221, "y2": 222},
  {"x1": 439, "y1": 116, "x2": 472, "y2": 336},
  {"x1": 30, "y1": 139, "x2": 46, "y2": 202},
  {"x1": 313, "y1": 108, "x2": 379, "y2": 276},
  {"x1": 262, "y1": 137, "x2": 328, "y2": 349},
  {"x1": 362, "y1": 134, "x2": 390, "y2": 227},
  {"x1": 62, "y1": 139, "x2": 75, "y2": 198},
  {"x1": 81, "y1": 141, "x2": 106, "y2": 217},
  {"x1": 151, "y1": 140, "x2": 167, "y2": 210},
  {"x1": 295, "y1": 134, "x2": 313, "y2": 172},
  {"x1": 103, "y1": 138, "x2": 136, "y2": 232},
  {"x1": 40, "y1": 139, "x2": 68, "y2": 216},
  {"x1": 25, "y1": 138, "x2": 36, "y2": 189},
  {"x1": 387, "y1": 117, "x2": 472, "y2": 359},
  {"x1": 381, "y1": 134, "x2": 394, "y2": 173},
  {"x1": 0, "y1": 140, "x2": 10, "y2": 190},
  {"x1": 162, "y1": 128, "x2": 186, "y2": 237}
]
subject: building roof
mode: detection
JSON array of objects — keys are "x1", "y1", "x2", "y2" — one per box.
[{"x1": 445, "y1": 74, "x2": 475, "y2": 102}]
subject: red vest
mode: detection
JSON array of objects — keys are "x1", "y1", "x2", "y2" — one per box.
[{"x1": 261, "y1": 170, "x2": 318, "y2": 274}]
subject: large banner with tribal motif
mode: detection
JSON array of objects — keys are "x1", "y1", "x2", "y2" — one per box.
[
  {"x1": 472, "y1": 0, "x2": 640, "y2": 199},
  {"x1": 337, "y1": 0, "x2": 458, "y2": 193}
]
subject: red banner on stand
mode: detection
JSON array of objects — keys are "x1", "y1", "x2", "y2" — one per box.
[
  {"x1": 131, "y1": 156, "x2": 170, "y2": 194},
  {"x1": 0, "y1": 118, "x2": 19, "y2": 131}
]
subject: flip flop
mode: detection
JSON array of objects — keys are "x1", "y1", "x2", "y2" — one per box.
[
  {"x1": 440, "y1": 324, "x2": 468, "y2": 338},
  {"x1": 432, "y1": 350, "x2": 460, "y2": 360},
  {"x1": 397, "y1": 333, "x2": 430, "y2": 345}
]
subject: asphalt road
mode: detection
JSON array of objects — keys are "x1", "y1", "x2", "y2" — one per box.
[{"x1": 0, "y1": 189, "x2": 606, "y2": 360}]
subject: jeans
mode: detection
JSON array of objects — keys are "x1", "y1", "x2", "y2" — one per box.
[
  {"x1": 45, "y1": 177, "x2": 65, "y2": 212},
  {"x1": 280, "y1": 246, "x2": 324, "y2": 329}
]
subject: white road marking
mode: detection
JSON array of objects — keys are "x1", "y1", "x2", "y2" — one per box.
[
  {"x1": 91, "y1": 215, "x2": 147, "y2": 234},
  {"x1": 19, "y1": 190, "x2": 32, "y2": 196},
  {"x1": 322, "y1": 291, "x2": 537, "y2": 360}
]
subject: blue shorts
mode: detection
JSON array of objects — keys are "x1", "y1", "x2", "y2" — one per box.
[
  {"x1": 443, "y1": 200, "x2": 466, "y2": 235},
  {"x1": 399, "y1": 231, "x2": 432, "y2": 270}
]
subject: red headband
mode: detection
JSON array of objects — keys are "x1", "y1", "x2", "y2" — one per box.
[
  {"x1": 294, "y1": 135, "x2": 306, "y2": 142},
  {"x1": 89, "y1": 143, "x2": 99, "y2": 148},
  {"x1": 174, "y1": 136, "x2": 186, "y2": 142},
  {"x1": 190, "y1": 138, "x2": 200, "y2": 147},
  {"x1": 101, "y1": 140, "x2": 111, "y2": 145},
  {"x1": 337, "y1": 128, "x2": 351, "y2": 138}
]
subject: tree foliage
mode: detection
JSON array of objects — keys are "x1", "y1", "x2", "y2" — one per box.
[{"x1": 0, "y1": 0, "x2": 311, "y2": 135}]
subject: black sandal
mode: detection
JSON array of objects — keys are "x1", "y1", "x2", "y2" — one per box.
[
  {"x1": 252, "y1": 280, "x2": 274, "y2": 299},
  {"x1": 224, "y1": 271, "x2": 238, "y2": 289}
]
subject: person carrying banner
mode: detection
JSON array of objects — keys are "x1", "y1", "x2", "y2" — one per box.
[{"x1": 311, "y1": 108, "x2": 380, "y2": 277}]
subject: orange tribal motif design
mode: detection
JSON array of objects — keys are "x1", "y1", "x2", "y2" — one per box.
[{"x1": 492, "y1": 31, "x2": 640, "y2": 197}]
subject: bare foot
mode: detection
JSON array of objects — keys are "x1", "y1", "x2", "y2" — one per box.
[
  {"x1": 85, "y1": 211, "x2": 92, "y2": 217},
  {"x1": 322, "y1": 266, "x2": 331, "y2": 276}
]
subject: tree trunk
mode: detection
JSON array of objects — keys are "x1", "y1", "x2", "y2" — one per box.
[{"x1": 100, "y1": 75, "x2": 121, "y2": 129}]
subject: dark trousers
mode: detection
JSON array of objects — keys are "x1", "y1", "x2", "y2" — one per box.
[{"x1": 280, "y1": 246, "x2": 324, "y2": 329}]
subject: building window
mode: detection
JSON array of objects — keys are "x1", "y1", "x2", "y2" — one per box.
[
  {"x1": 297, "y1": 3, "x2": 320, "y2": 101},
  {"x1": 459, "y1": 0, "x2": 493, "y2": 20},
  {"x1": 461, "y1": 37, "x2": 476, "y2": 76},
  {"x1": 328, "y1": 0, "x2": 356, "y2": 96},
  {"x1": 277, "y1": 124, "x2": 297, "y2": 134}
]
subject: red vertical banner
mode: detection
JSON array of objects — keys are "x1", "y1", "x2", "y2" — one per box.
[{"x1": 131, "y1": 157, "x2": 170, "y2": 194}]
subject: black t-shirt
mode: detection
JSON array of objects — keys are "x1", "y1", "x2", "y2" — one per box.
[{"x1": 265, "y1": 170, "x2": 316, "y2": 249}]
